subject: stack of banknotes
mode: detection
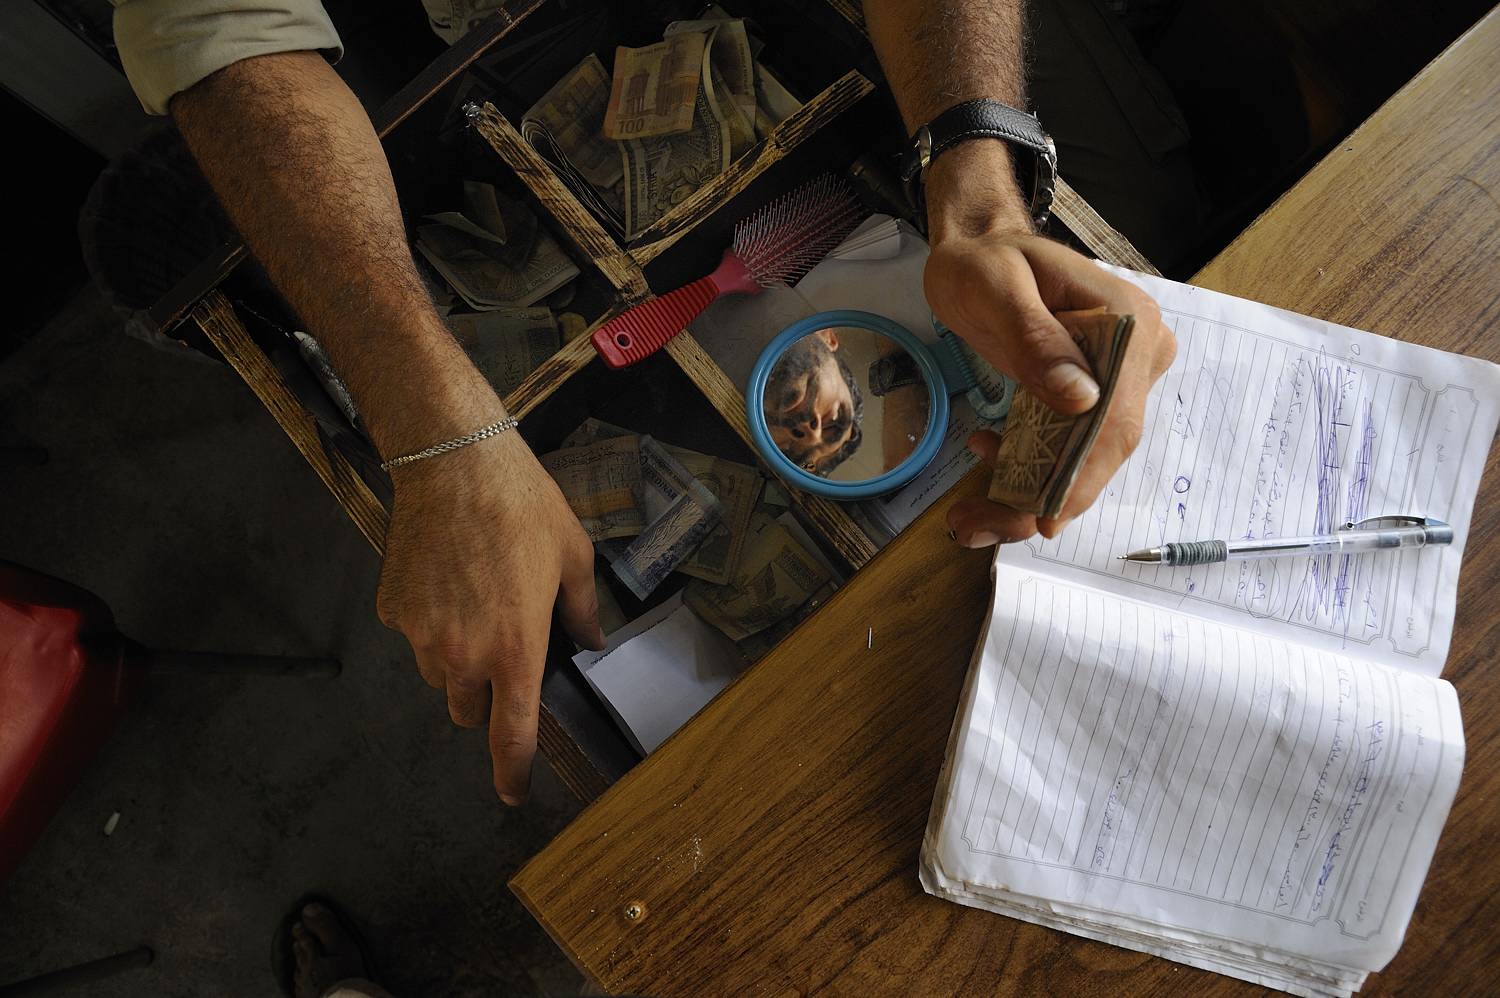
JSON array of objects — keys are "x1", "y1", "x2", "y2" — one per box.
[
  {"x1": 520, "y1": 9, "x2": 803, "y2": 240},
  {"x1": 544, "y1": 418, "x2": 837, "y2": 658}
]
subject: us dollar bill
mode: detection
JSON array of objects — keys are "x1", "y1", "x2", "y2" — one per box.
[
  {"x1": 604, "y1": 33, "x2": 705, "y2": 140},
  {"x1": 421, "y1": 180, "x2": 539, "y2": 271},
  {"x1": 683, "y1": 510, "x2": 832, "y2": 641},
  {"x1": 620, "y1": 37, "x2": 731, "y2": 238},
  {"x1": 987, "y1": 311, "x2": 1136, "y2": 519},
  {"x1": 540, "y1": 436, "x2": 646, "y2": 541},
  {"x1": 522, "y1": 54, "x2": 622, "y2": 190},
  {"x1": 444, "y1": 308, "x2": 559, "y2": 397},
  {"x1": 608, "y1": 436, "x2": 724, "y2": 599},
  {"x1": 520, "y1": 118, "x2": 627, "y2": 237}
]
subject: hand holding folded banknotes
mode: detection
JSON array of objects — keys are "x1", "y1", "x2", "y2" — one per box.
[{"x1": 924, "y1": 225, "x2": 1177, "y2": 547}]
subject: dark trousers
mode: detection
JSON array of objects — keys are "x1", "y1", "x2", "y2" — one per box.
[{"x1": 1030, "y1": 0, "x2": 1203, "y2": 273}]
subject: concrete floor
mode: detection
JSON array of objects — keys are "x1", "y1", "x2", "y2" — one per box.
[{"x1": 0, "y1": 288, "x2": 584, "y2": 996}]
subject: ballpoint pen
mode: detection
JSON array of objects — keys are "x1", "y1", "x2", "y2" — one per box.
[{"x1": 1118, "y1": 515, "x2": 1454, "y2": 567}]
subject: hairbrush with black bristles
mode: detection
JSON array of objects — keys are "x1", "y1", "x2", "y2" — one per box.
[{"x1": 591, "y1": 175, "x2": 863, "y2": 368}]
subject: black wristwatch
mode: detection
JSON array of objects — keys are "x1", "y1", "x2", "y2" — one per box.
[
  {"x1": 867, "y1": 353, "x2": 922, "y2": 397},
  {"x1": 898, "y1": 98, "x2": 1058, "y2": 228}
]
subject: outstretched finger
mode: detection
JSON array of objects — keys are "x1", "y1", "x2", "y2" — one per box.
[
  {"x1": 421, "y1": 635, "x2": 489, "y2": 726},
  {"x1": 445, "y1": 671, "x2": 490, "y2": 728},
  {"x1": 947, "y1": 496, "x2": 1038, "y2": 548},
  {"x1": 487, "y1": 612, "x2": 549, "y2": 805}
]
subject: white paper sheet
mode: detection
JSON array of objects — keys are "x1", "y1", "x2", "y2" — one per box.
[
  {"x1": 1002, "y1": 266, "x2": 1500, "y2": 675},
  {"x1": 574, "y1": 593, "x2": 743, "y2": 754}
]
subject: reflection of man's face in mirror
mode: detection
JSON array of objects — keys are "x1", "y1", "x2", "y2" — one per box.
[{"x1": 764, "y1": 329, "x2": 864, "y2": 476}]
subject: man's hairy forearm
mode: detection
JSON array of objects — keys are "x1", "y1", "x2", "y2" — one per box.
[
  {"x1": 863, "y1": 0, "x2": 1026, "y2": 131},
  {"x1": 173, "y1": 51, "x2": 500, "y2": 457},
  {"x1": 863, "y1": 0, "x2": 1032, "y2": 237}
]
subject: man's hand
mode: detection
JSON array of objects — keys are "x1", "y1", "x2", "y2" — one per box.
[
  {"x1": 376, "y1": 431, "x2": 605, "y2": 804},
  {"x1": 862, "y1": 0, "x2": 1175, "y2": 546},
  {"x1": 923, "y1": 144, "x2": 1177, "y2": 547},
  {"x1": 168, "y1": 53, "x2": 608, "y2": 803}
]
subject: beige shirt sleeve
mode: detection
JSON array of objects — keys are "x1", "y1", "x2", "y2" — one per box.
[{"x1": 111, "y1": 0, "x2": 344, "y2": 115}]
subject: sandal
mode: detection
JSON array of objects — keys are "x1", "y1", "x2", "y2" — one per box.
[{"x1": 270, "y1": 893, "x2": 379, "y2": 998}]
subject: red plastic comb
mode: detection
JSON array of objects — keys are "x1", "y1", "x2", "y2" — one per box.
[{"x1": 592, "y1": 175, "x2": 863, "y2": 368}]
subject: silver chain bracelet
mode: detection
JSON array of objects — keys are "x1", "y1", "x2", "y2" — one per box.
[{"x1": 379, "y1": 415, "x2": 520, "y2": 471}]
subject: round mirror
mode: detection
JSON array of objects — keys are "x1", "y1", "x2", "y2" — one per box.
[{"x1": 748, "y1": 310, "x2": 949, "y2": 499}]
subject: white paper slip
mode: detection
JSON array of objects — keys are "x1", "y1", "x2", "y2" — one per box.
[{"x1": 574, "y1": 593, "x2": 744, "y2": 755}]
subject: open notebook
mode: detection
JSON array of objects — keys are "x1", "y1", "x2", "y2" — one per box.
[{"x1": 922, "y1": 268, "x2": 1500, "y2": 996}]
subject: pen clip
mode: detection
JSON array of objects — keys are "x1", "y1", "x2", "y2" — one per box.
[{"x1": 1342, "y1": 514, "x2": 1450, "y2": 530}]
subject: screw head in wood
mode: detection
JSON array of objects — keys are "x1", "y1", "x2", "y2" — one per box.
[{"x1": 623, "y1": 901, "x2": 646, "y2": 922}]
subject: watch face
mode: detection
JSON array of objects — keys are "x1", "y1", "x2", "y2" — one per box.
[
  {"x1": 1032, "y1": 135, "x2": 1059, "y2": 225},
  {"x1": 869, "y1": 353, "x2": 921, "y2": 396}
]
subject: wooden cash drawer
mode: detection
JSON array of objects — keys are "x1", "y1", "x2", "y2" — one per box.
[{"x1": 158, "y1": 0, "x2": 1144, "y2": 801}]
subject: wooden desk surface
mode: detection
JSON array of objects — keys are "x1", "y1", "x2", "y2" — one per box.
[{"x1": 512, "y1": 10, "x2": 1500, "y2": 994}]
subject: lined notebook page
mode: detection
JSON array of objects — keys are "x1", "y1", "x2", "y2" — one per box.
[
  {"x1": 1004, "y1": 268, "x2": 1500, "y2": 675},
  {"x1": 929, "y1": 564, "x2": 1464, "y2": 970}
]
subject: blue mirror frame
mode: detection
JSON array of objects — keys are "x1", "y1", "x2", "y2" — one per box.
[{"x1": 747, "y1": 309, "x2": 950, "y2": 500}]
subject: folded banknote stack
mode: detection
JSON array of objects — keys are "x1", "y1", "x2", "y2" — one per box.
[
  {"x1": 988, "y1": 310, "x2": 1135, "y2": 519},
  {"x1": 412, "y1": 179, "x2": 580, "y2": 313},
  {"x1": 318, "y1": 175, "x2": 595, "y2": 403}
]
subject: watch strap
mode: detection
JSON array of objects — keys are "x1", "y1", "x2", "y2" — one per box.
[{"x1": 900, "y1": 98, "x2": 1058, "y2": 227}]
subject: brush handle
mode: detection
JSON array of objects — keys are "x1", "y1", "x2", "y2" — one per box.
[{"x1": 592, "y1": 250, "x2": 761, "y2": 369}]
